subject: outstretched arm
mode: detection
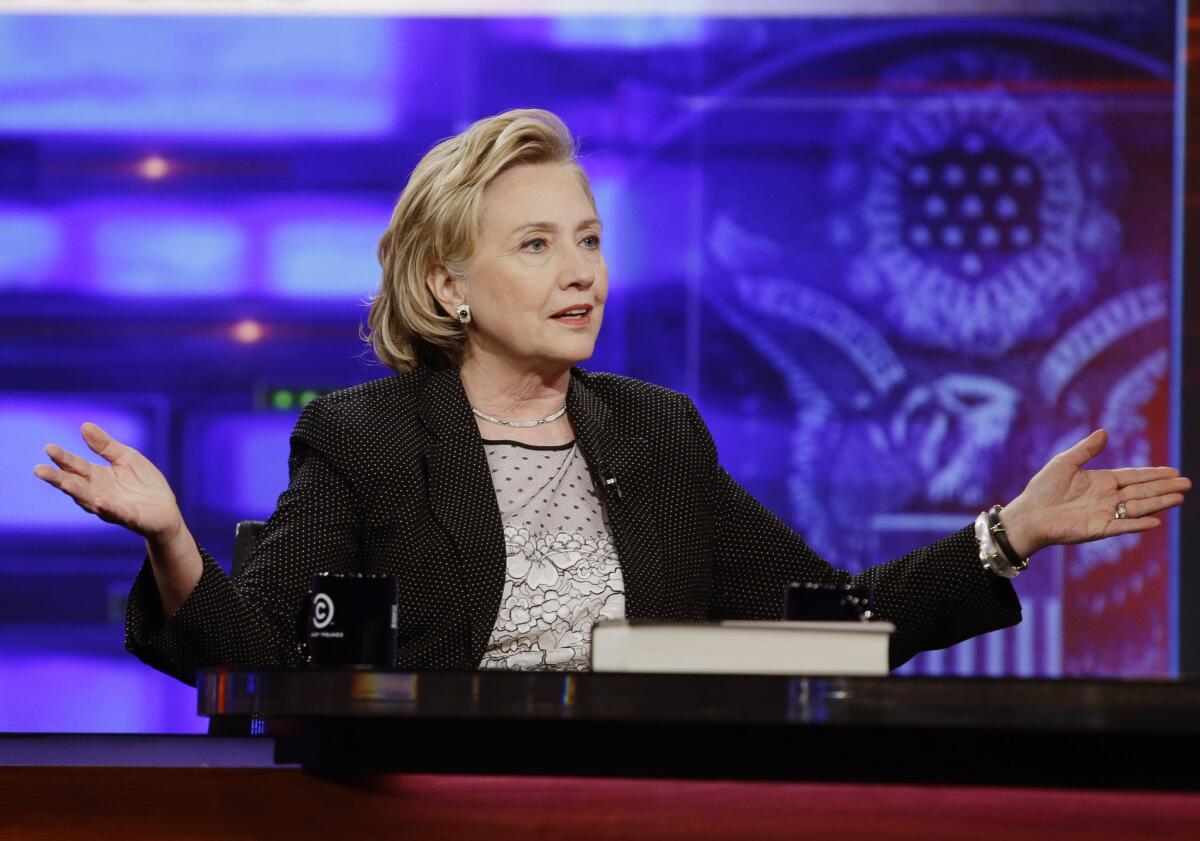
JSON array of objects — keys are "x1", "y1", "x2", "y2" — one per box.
[
  {"x1": 684, "y1": 399, "x2": 1021, "y2": 668},
  {"x1": 33, "y1": 399, "x2": 365, "y2": 685}
]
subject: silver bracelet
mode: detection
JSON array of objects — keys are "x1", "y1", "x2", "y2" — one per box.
[{"x1": 974, "y1": 511, "x2": 1023, "y2": 579}]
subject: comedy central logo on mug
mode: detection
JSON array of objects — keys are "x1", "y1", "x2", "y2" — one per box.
[
  {"x1": 309, "y1": 590, "x2": 343, "y2": 639},
  {"x1": 305, "y1": 574, "x2": 399, "y2": 666},
  {"x1": 312, "y1": 592, "x2": 335, "y2": 629}
]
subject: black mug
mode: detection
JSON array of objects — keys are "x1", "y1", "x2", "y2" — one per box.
[
  {"x1": 785, "y1": 582, "x2": 876, "y2": 622},
  {"x1": 303, "y1": 573, "x2": 399, "y2": 667}
]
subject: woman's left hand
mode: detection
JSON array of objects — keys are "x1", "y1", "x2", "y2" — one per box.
[{"x1": 998, "y1": 429, "x2": 1191, "y2": 559}]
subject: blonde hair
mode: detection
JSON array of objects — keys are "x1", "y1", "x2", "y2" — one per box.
[{"x1": 366, "y1": 108, "x2": 595, "y2": 372}]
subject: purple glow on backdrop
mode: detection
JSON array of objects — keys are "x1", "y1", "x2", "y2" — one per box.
[
  {"x1": 0, "y1": 17, "x2": 400, "y2": 138},
  {"x1": 550, "y1": 17, "x2": 707, "y2": 48},
  {"x1": 0, "y1": 653, "x2": 204, "y2": 733},
  {"x1": 3, "y1": 196, "x2": 401, "y2": 299},
  {"x1": 187, "y1": 413, "x2": 296, "y2": 519},
  {"x1": 0, "y1": 206, "x2": 60, "y2": 290},
  {"x1": 0, "y1": 399, "x2": 156, "y2": 532},
  {"x1": 92, "y1": 208, "x2": 246, "y2": 297},
  {"x1": 586, "y1": 164, "x2": 699, "y2": 288},
  {"x1": 265, "y1": 201, "x2": 388, "y2": 299}
]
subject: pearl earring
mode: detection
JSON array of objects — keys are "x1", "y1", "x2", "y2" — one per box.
[{"x1": 456, "y1": 304, "x2": 471, "y2": 325}]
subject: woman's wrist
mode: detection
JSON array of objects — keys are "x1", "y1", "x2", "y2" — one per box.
[
  {"x1": 997, "y1": 496, "x2": 1040, "y2": 559},
  {"x1": 146, "y1": 520, "x2": 203, "y2": 617}
]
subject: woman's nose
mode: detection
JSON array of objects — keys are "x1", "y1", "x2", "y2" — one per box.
[{"x1": 559, "y1": 247, "x2": 595, "y2": 288}]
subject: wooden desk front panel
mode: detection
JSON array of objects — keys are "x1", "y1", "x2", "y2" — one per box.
[{"x1": 3, "y1": 767, "x2": 1199, "y2": 841}]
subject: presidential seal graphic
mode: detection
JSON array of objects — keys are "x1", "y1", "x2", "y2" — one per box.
[
  {"x1": 838, "y1": 51, "x2": 1123, "y2": 357},
  {"x1": 681, "y1": 38, "x2": 1168, "y2": 675}
]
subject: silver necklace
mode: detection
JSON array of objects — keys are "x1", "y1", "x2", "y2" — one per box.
[{"x1": 471, "y1": 403, "x2": 567, "y2": 428}]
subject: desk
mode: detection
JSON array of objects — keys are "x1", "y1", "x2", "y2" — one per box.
[
  {"x1": 5, "y1": 673, "x2": 1200, "y2": 840},
  {"x1": 201, "y1": 670, "x2": 1200, "y2": 788}
]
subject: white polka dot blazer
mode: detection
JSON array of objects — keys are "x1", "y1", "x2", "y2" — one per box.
[{"x1": 126, "y1": 366, "x2": 1022, "y2": 685}]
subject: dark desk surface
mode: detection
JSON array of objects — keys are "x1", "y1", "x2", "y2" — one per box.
[
  {"x1": 199, "y1": 670, "x2": 1200, "y2": 731},
  {"x1": 199, "y1": 670, "x2": 1200, "y2": 788}
]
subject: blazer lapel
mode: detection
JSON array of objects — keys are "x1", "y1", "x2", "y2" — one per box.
[
  {"x1": 418, "y1": 368, "x2": 507, "y2": 665},
  {"x1": 567, "y1": 370, "x2": 664, "y2": 620}
]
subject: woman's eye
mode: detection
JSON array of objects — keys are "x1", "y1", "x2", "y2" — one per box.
[
  {"x1": 523, "y1": 237, "x2": 548, "y2": 252},
  {"x1": 582, "y1": 234, "x2": 601, "y2": 248}
]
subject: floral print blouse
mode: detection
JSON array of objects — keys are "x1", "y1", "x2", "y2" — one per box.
[{"x1": 478, "y1": 439, "x2": 626, "y2": 671}]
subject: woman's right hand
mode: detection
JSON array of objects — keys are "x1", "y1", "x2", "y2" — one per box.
[
  {"x1": 35, "y1": 422, "x2": 203, "y2": 616},
  {"x1": 33, "y1": 422, "x2": 183, "y2": 542}
]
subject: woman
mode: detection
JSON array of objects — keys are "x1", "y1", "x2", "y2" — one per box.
[{"x1": 33, "y1": 109, "x2": 1190, "y2": 684}]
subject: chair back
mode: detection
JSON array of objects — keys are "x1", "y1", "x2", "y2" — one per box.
[
  {"x1": 232, "y1": 519, "x2": 267, "y2": 577},
  {"x1": 208, "y1": 519, "x2": 268, "y2": 738}
]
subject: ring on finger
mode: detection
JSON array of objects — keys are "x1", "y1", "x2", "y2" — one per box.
[{"x1": 1115, "y1": 501, "x2": 1128, "y2": 520}]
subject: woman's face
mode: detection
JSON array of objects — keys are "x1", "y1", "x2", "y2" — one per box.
[{"x1": 458, "y1": 162, "x2": 606, "y2": 372}]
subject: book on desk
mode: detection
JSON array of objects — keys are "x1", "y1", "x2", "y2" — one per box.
[{"x1": 590, "y1": 619, "x2": 895, "y2": 675}]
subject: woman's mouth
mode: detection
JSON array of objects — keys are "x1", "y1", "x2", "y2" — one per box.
[{"x1": 550, "y1": 304, "x2": 593, "y2": 326}]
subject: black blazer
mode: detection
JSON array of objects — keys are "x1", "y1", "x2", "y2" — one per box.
[{"x1": 126, "y1": 366, "x2": 1022, "y2": 685}]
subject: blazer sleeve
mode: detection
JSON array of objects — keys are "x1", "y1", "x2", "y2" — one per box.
[
  {"x1": 124, "y1": 397, "x2": 363, "y2": 685},
  {"x1": 686, "y1": 399, "x2": 1022, "y2": 669}
]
